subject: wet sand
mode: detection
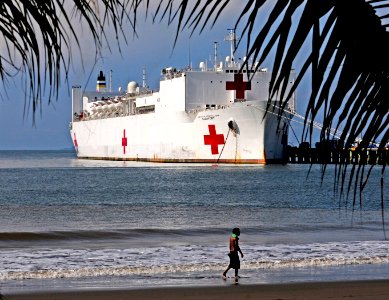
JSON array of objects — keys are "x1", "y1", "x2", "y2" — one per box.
[{"x1": 3, "y1": 280, "x2": 389, "y2": 300}]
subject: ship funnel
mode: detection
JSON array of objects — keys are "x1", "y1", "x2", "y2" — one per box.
[{"x1": 96, "y1": 71, "x2": 107, "y2": 92}]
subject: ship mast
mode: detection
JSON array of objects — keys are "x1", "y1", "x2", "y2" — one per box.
[
  {"x1": 214, "y1": 42, "x2": 218, "y2": 71},
  {"x1": 109, "y1": 70, "x2": 113, "y2": 92},
  {"x1": 142, "y1": 67, "x2": 147, "y2": 89},
  {"x1": 225, "y1": 29, "x2": 237, "y2": 67}
]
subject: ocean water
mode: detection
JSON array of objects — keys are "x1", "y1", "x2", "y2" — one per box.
[{"x1": 0, "y1": 150, "x2": 388, "y2": 294}]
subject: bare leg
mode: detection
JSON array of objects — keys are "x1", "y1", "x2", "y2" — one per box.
[
  {"x1": 234, "y1": 269, "x2": 239, "y2": 283},
  {"x1": 222, "y1": 267, "x2": 231, "y2": 278}
]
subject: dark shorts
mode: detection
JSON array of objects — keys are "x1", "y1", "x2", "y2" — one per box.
[{"x1": 228, "y1": 252, "x2": 240, "y2": 269}]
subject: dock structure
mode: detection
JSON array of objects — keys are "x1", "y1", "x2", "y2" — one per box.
[{"x1": 286, "y1": 144, "x2": 389, "y2": 165}]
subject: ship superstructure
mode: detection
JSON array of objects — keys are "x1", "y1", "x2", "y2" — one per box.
[{"x1": 70, "y1": 31, "x2": 295, "y2": 163}]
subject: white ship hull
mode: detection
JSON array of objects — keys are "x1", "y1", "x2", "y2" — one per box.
[
  {"x1": 70, "y1": 32, "x2": 295, "y2": 164},
  {"x1": 71, "y1": 100, "x2": 288, "y2": 164}
]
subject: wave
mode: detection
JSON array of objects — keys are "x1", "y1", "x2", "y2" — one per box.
[
  {"x1": 0, "y1": 228, "x2": 232, "y2": 242},
  {"x1": 1, "y1": 240, "x2": 389, "y2": 281},
  {"x1": 2, "y1": 255, "x2": 389, "y2": 281},
  {"x1": 0, "y1": 230, "x2": 133, "y2": 241},
  {"x1": 0, "y1": 223, "x2": 379, "y2": 243}
]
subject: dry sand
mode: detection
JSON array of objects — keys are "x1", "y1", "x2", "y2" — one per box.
[{"x1": 3, "y1": 280, "x2": 389, "y2": 300}]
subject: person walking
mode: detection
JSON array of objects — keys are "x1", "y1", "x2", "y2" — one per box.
[{"x1": 222, "y1": 227, "x2": 243, "y2": 282}]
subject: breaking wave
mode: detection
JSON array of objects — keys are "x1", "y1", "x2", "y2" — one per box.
[
  {"x1": 2, "y1": 256, "x2": 389, "y2": 281},
  {"x1": 1, "y1": 240, "x2": 389, "y2": 281}
]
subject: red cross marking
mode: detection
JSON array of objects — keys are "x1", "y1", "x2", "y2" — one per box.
[
  {"x1": 226, "y1": 73, "x2": 251, "y2": 100},
  {"x1": 73, "y1": 133, "x2": 78, "y2": 150},
  {"x1": 122, "y1": 129, "x2": 127, "y2": 154},
  {"x1": 204, "y1": 125, "x2": 225, "y2": 155}
]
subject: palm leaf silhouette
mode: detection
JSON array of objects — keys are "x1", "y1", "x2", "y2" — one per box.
[
  {"x1": 0, "y1": 0, "x2": 129, "y2": 122},
  {"x1": 143, "y1": 0, "x2": 388, "y2": 207},
  {"x1": 142, "y1": 1, "x2": 388, "y2": 150}
]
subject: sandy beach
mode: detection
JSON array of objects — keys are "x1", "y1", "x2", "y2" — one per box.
[{"x1": 3, "y1": 280, "x2": 389, "y2": 300}]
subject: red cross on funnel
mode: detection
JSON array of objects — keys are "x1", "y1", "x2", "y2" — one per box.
[
  {"x1": 204, "y1": 125, "x2": 225, "y2": 155},
  {"x1": 122, "y1": 129, "x2": 127, "y2": 154},
  {"x1": 226, "y1": 73, "x2": 251, "y2": 100}
]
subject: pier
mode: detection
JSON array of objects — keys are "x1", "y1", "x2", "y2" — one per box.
[{"x1": 286, "y1": 144, "x2": 389, "y2": 165}]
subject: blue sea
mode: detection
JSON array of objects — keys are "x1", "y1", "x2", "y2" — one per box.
[{"x1": 0, "y1": 150, "x2": 388, "y2": 294}]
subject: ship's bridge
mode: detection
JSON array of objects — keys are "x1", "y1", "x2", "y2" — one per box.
[{"x1": 158, "y1": 62, "x2": 287, "y2": 113}]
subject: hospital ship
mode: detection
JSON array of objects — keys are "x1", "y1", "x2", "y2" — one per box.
[{"x1": 70, "y1": 31, "x2": 295, "y2": 164}]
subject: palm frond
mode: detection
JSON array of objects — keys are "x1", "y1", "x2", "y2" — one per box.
[
  {"x1": 0, "y1": 0, "x2": 129, "y2": 122},
  {"x1": 144, "y1": 0, "x2": 388, "y2": 204}
]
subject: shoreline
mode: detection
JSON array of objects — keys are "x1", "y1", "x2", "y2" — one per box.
[{"x1": 3, "y1": 279, "x2": 389, "y2": 300}]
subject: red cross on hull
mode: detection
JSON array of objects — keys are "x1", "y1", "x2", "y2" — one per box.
[
  {"x1": 73, "y1": 133, "x2": 78, "y2": 152},
  {"x1": 204, "y1": 125, "x2": 225, "y2": 155},
  {"x1": 122, "y1": 129, "x2": 128, "y2": 154},
  {"x1": 226, "y1": 73, "x2": 251, "y2": 100}
]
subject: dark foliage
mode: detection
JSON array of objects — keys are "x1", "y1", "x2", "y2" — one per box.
[{"x1": 0, "y1": 0, "x2": 130, "y2": 121}]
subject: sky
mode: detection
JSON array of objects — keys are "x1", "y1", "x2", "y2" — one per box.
[{"x1": 0, "y1": 1, "x2": 313, "y2": 150}]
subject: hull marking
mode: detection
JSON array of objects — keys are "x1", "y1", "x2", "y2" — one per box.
[
  {"x1": 122, "y1": 129, "x2": 128, "y2": 154},
  {"x1": 204, "y1": 124, "x2": 225, "y2": 155},
  {"x1": 226, "y1": 73, "x2": 251, "y2": 100},
  {"x1": 73, "y1": 133, "x2": 78, "y2": 152}
]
